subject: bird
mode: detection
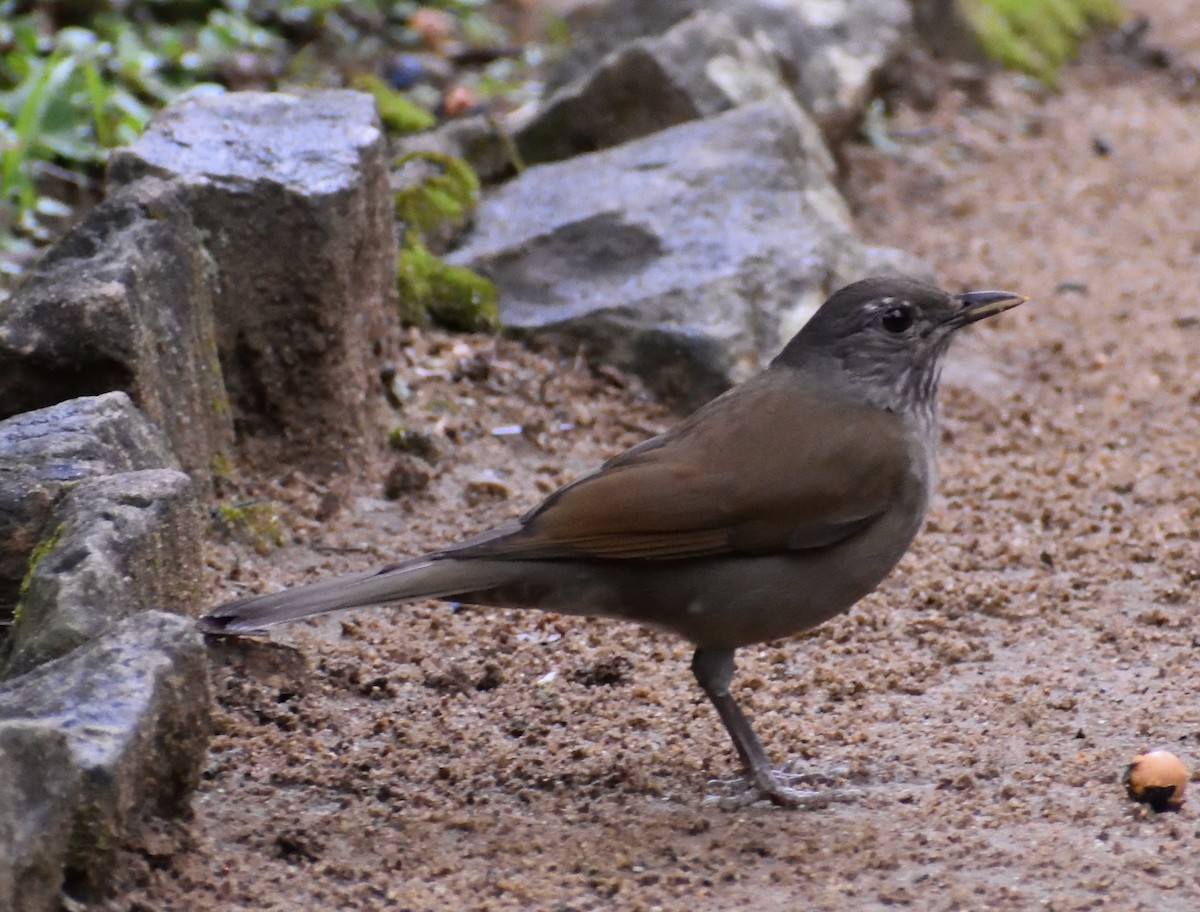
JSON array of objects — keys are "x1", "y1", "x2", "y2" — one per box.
[{"x1": 202, "y1": 276, "x2": 1026, "y2": 807}]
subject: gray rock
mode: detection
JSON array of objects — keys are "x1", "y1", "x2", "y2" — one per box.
[
  {"x1": 909, "y1": 0, "x2": 988, "y2": 65},
  {"x1": 4, "y1": 469, "x2": 202, "y2": 678},
  {"x1": 557, "y1": 0, "x2": 913, "y2": 139},
  {"x1": 0, "y1": 398, "x2": 207, "y2": 899},
  {"x1": 516, "y1": 11, "x2": 783, "y2": 165},
  {"x1": 0, "y1": 178, "x2": 232, "y2": 482},
  {"x1": 448, "y1": 94, "x2": 906, "y2": 406},
  {"x1": 0, "y1": 611, "x2": 210, "y2": 899},
  {"x1": 395, "y1": 113, "x2": 517, "y2": 185},
  {"x1": 0, "y1": 393, "x2": 176, "y2": 620},
  {"x1": 108, "y1": 90, "x2": 399, "y2": 477},
  {"x1": 860, "y1": 245, "x2": 937, "y2": 285},
  {"x1": 0, "y1": 722, "x2": 80, "y2": 912}
]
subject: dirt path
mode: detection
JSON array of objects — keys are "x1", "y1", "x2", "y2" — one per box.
[{"x1": 109, "y1": 3, "x2": 1200, "y2": 910}]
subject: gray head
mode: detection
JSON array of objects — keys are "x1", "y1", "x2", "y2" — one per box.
[{"x1": 774, "y1": 276, "x2": 1025, "y2": 416}]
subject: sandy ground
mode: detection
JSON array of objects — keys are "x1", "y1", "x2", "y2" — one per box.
[{"x1": 102, "y1": 3, "x2": 1200, "y2": 910}]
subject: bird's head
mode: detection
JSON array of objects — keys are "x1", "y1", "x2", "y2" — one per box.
[{"x1": 774, "y1": 276, "x2": 1026, "y2": 415}]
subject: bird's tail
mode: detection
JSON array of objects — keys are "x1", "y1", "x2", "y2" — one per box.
[{"x1": 199, "y1": 556, "x2": 498, "y2": 634}]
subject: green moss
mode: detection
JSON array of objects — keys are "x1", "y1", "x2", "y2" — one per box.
[
  {"x1": 210, "y1": 451, "x2": 235, "y2": 479},
  {"x1": 397, "y1": 239, "x2": 499, "y2": 332},
  {"x1": 352, "y1": 73, "x2": 437, "y2": 134},
  {"x1": 13, "y1": 523, "x2": 65, "y2": 624},
  {"x1": 215, "y1": 501, "x2": 283, "y2": 555},
  {"x1": 393, "y1": 151, "x2": 499, "y2": 332},
  {"x1": 393, "y1": 150, "x2": 481, "y2": 237},
  {"x1": 961, "y1": 0, "x2": 1123, "y2": 85}
]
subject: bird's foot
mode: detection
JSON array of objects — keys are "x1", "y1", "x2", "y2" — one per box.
[{"x1": 703, "y1": 766, "x2": 863, "y2": 810}]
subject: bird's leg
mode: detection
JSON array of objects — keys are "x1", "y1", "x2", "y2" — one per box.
[{"x1": 691, "y1": 646, "x2": 851, "y2": 809}]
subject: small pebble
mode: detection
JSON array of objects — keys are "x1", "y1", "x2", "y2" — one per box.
[
  {"x1": 383, "y1": 456, "x2": 431, "y2": 499},
  {"x1": 386, "y1": 54, "x2": 426, "y2": 90},
  {"x1": 1124, "y1": 750, "x2": 1188, "y2": 811},
  {"x1": 465, "y1": 473, "x2": 510, "y2": 505},
  {"x1": 442, "y1": 85, "x2": 482, "y2": 118},
  {"x1": 388, "y1": 427, "x2": 440, "y2": 463},
  {"x1": 409, "y1": 7, "x2": 454, "y2": 49}
]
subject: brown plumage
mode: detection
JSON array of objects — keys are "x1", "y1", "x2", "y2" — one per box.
[{"x1": 447, "y1": 379, "x2": 907, "y2": 562}]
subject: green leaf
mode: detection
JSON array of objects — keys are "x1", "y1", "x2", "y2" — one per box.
[{"x1": 81, "y1": 61, "x2": 114, "y2": 148}]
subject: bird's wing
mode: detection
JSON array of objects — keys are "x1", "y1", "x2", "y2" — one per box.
[{"x1": 442, "y1": 372, "x2": 912, "y2": 562}]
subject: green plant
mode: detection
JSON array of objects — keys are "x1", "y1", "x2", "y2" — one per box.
[
  {"x1": 961, "y1": 0, "x2": 1123, "y2": 85},
  {"x1": 0, "y1": 5, "x2": 290, "y2": 247},
  {"x1": 0, "y1": 11, "x2": 242, "y2": 244},
  {"x1": 1, "y1": 24, "x2": 146, "y2": 238},
  {"x1": 0, "y1": 1, "x2": 545, "y2": 300}
]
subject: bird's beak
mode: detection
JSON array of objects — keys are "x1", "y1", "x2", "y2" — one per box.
[{"x1": 946, "y1": 290, "x2": 1027, "y2": 328}]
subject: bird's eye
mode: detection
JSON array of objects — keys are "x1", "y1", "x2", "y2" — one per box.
[{"x1": 881, "y1": 306, "x2": 913, "y2": 333}]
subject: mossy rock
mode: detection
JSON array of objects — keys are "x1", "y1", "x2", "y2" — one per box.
[
  {"x1": 12, "y1": 523, "x2": 64, "y2": 624},
  {"x1": 397, "y1": 239, "x2": 499, "y2": 333},
  {"x1": 393, "y1": 150, "x2": 481, "y2": 238},
  {"x1": 392, "y1": 151, "x2": 499, "y2": 333}
]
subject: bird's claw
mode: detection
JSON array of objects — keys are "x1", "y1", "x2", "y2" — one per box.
[{"x1": 703, "y1": 769, "x2": 863, "y2": 810}]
